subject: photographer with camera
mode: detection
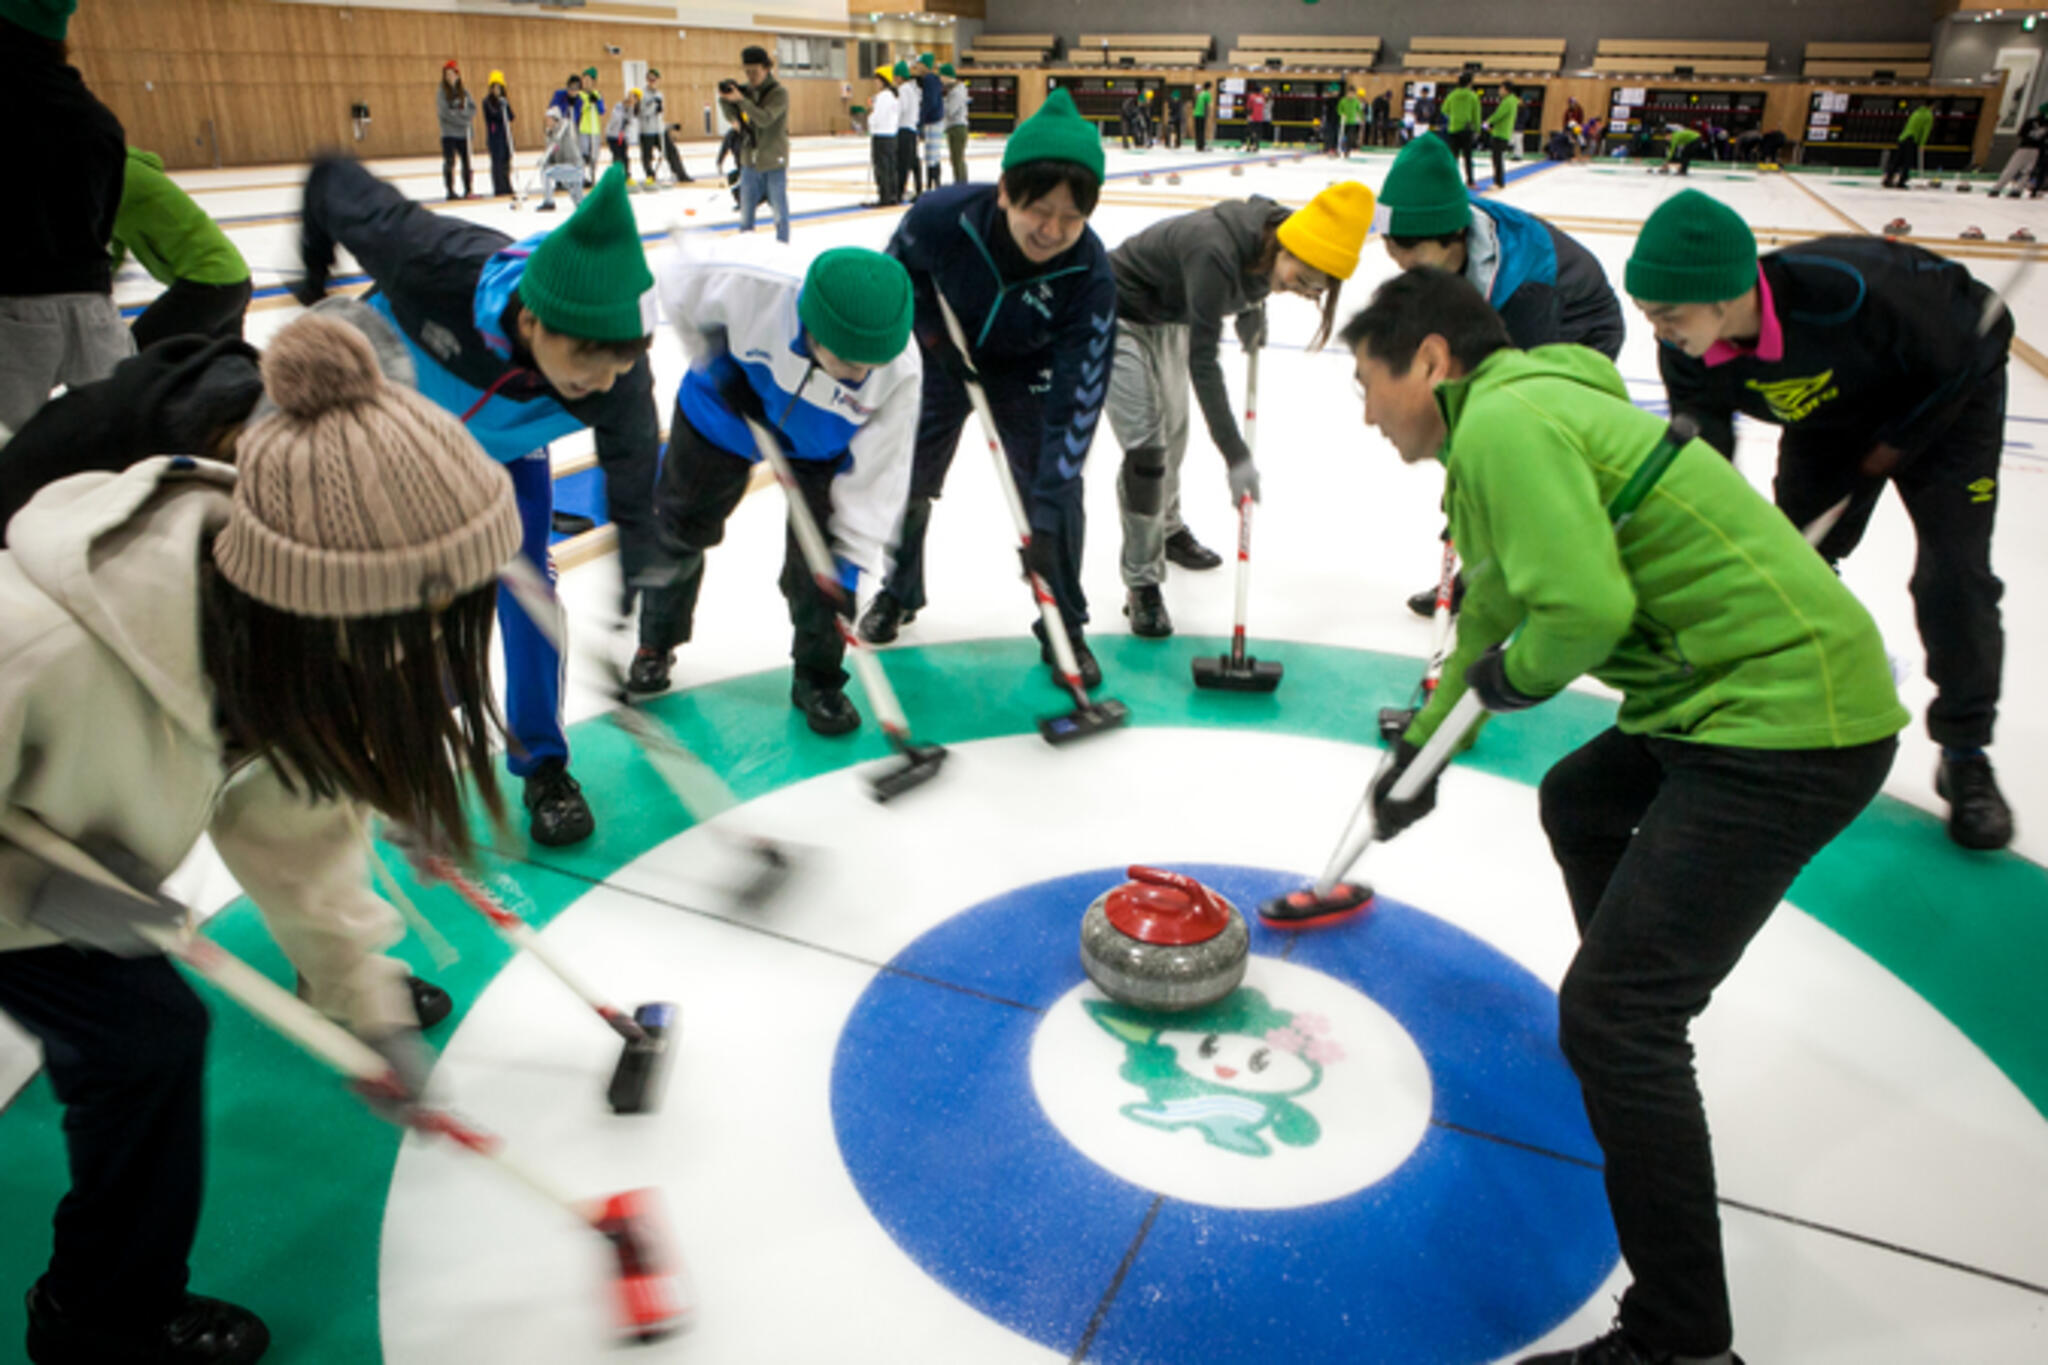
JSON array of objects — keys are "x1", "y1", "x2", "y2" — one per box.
[{"x1": 719, "y1": 47, "x2": 790, "y2": 242}]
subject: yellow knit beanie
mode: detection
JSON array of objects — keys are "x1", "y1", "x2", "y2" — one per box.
[{"x1": 1275, "y1": 182, "x2": 1378, "y2": 281}]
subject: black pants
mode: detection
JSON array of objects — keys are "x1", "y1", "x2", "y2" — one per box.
[
  {"x1": 639, "y1": 407, "x2": 848, "y2": 690},
  {"x1": 871, "y1": 133, "x2": 899, "y2": 204},
  {"x1": 642, "y1": 132, "x2": 688, "y2": 182},
  {"x1": 1673, "y1": 141, "x2": 1700, "y2": 175},
  {"x1": 0, "y1": 947, "x2": 210, "y2": 1329},
  {"x1": 885, "y1": 355, "x2": 1088, "y2": 637},
  {"x1": 1195, "y1": 116, "x2": 1207, "y2": 152},
  {"x1": 440, "y1": 135, "x2": 471, "y2": 198},
  {"x1": 1489, "y1": 132, "x2": 1510, "y2": 185},
  {"x1": 608, "y1": 136, "x2": 631, "y2": 172},
  {"x1": 1322, "y1": 120, "x2": 1340, "y2": 154},
  {"x1": 1773, "y1": 366, "x2": 2006, "y2": 749},
  {"x1": 896, "y1": 127, "x2": 921, "y2": 199},
  {"x1": 1539, "y1": 728, "x2": 1896, "y2": 1355},
  {"x1": 1446, "y1": 127, "x2": 1477, "y2": 185},
  {"x1": 487, "y1": 131, "x2": 512, "y2": 196},
  {"x1": 130, "y1": 277, "x2": 252, "y2": 350},
  {"x1": 1883, "y1": 137, "x2": 1917, "y2": 187},
  {"x1": 1243, "y1": 120, "x2": 1264, "y2": 152}
]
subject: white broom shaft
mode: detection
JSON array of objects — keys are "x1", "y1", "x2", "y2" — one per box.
[
  {"x1": 933, "y1": 291, "x2": 1088, "y2": 687},
  {"x1": 743, "y1": 414, "x2": 915, "y2": 738},
  {"x1": 434, "y1": 865, "x2": 639, "y2": 1031},
  {"x1": 1230, "y1": 347, "x2": 1258, "y2": 647},
  {"x1": 145, "y1": 927, "x2": 390, "y2": 1080}
]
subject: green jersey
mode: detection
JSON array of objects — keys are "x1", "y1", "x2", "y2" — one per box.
[
  {"x1": 1485, "y1": 94, "x2": 1520, "y2": 140},
  {"x1": 1902, "y1": 106, "x2": 1934, "y2": 145},
  {"x1": 110, "y1": 148, "x2": 248, "y2": 287},
  {"x1": 1409, "y1": 346, "x2": 1908, "y2": 752},
  {"x1": 1442, "y1": 87, "x2": 1482, "y2": 132}
]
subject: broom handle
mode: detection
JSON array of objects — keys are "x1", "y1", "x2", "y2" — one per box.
[
  {"x1": 1229, "y1": 345, "x2": 1259, "y2": 667},
  {"x1": 934, "y1": 289, "x2": 1091, "y2": 703},
  {"x1": 740, "y1": 412, "x2": 914, "y2": 741},
  {"x1": 426, "y1": 861, "x2": 647, "y2": 1044}
]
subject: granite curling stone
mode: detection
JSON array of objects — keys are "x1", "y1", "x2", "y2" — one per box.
[{"x1": 1080, "y1": 866, "x2": 1249, "y2": 1013}]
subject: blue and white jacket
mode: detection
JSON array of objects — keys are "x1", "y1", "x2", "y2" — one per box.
[
  {"x1": 887, "y1": 184, "x2": 1118, "y2": 526},
  {"x1": 1462, "y1": 197, "x2": 1625, "y2": 359},
  {"x1": 662, "y1": 239, "x2": 920, "y2": 582}
]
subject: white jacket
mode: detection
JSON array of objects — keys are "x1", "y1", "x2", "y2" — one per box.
[
  {"x1": 0, "y1": 459, "x2": 414, "y2": 1035},
  {"x1": 607, "y1": 101, "x2": 640, "y2": 141},
  {"x1": 944, "y1": 81, "x2": 970, "y2": 130},
  {"x1": 868, "y1": 87, "x2": 901, "y2": 138},
  {"x1": 660, "y1": 238, "x2": 920, "y2": 584}
]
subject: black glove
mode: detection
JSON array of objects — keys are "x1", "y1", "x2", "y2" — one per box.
[
  {"x1": 1370, "y1": 739, "x2": 1439, "y2": 841},
  {"x1": 27, "y1": 842, "x2": 185, "y2": 957},
  {"x1": 1465, "y1": 644, "x2": 1546, "y2": 713},
  {"x1": 1234, "y1": 307, "x2": 1267, "y2": 351},
  {"x1": 715, "y1": 366, "x2": 769, "y2": 426}
]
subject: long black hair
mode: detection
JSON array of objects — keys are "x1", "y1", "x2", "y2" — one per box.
[{"x1": 200, "y1": 547, "x2": 508, "y2": 861}]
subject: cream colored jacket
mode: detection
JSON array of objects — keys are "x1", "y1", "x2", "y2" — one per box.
[{"x1": 0, "y1": 458, "x2": 414, "y2": 1035}]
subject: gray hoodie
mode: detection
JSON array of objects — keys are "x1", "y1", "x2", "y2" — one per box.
[
  {"x1": 0, "y1": 459, "x2": 414, "y2": 1034},
  {"x1": 1108, "y1": 196, "x2": 1290, "y2": 466},
  {"x1": 437, "y1": 90, "x2": 477, "y2": 140}
]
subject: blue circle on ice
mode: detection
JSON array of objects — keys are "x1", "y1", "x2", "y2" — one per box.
[{"x1": 830, "y1": 863, "x2": 1620, "y2": 1364}]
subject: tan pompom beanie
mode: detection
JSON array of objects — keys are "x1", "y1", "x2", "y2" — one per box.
[{"x1": 212, "y1": 314, "x2": 523, "y2": 618}]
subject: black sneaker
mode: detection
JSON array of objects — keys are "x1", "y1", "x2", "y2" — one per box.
[
  {"x1": 791, "y1": 676, "x2": 861, "y2": 735},
  {"x1": 1163, "y1": 528, "x2": 1223, "y2": 571},
  {"x1": 858, "y1": 591, "x2": 916, "y2": 645},
  {"x1": 1037, "y1": 630, "x2": 1103, "y2": 689},
  {"x1": 523, "y1": 759, "x2": 595, "y2": 847},
  {"x1": 1407, "y1": 573, "x2": 1467, "y2": 618},
  {"x1": 1123, "y1": 585, "x2": 1173, "y2": 638},
  {"x1": 1518, "y1": 1321, "x2": 1741, "y2": 1364},
  {"x1": 535, "y1": 201, "x2": 558, "y2": 212},
  {"x1": 407, "y1": 976, "x2": 452, "y2": 1030},
  {"x1": 626, "y1": 647, "x2": 673, "y2": 695},
  {"x1": 27, "y1": 1282, "x2": 271, "y2": 1364},
  {"x1": 1936, "y1": 752, "x2": 2015, "y2": 850}
]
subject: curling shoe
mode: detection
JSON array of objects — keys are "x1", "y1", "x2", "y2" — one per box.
[
  {"x1": 1123, "y1": 585, "x2": 1173, "y2": 638},
  {"x1": 857, "y1": 591, "x2": 916, "y2": 644},
  {"x1": 524, "y1": 759, "x2": 595, "y2": 847},
  {"x1": 1937, "y1": 751, "x2": 2014, "y2": 850},
  {"x1": 1518, "y1": 1320, "x2": 1739, "y2": 1365},
  {"x1": 1164, "y1": 528, "x2": 1223, "y2": 571},
  {"x1": 26, "y1": 1283, "x2": 270, "y2": 1364},
  {"x1": 792, "y1": 675, "x2": 861, "y2": 736},
  {"x1": 625, "y1": 647, "x2": 673, "y2": 695}
]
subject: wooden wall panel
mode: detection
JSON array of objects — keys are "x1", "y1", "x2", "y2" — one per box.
[{"x1": 67, "y1": 0, "x2": 869, "y2": 169}]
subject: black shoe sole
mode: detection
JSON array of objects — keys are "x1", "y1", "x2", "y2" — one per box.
[{"x1": 794, "y1": 697, "x2": 861, "y2": 736}]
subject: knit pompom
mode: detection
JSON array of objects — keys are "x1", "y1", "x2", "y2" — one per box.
[{"x1": 261, "y1": 314, "x2": 386, "y2": 419}]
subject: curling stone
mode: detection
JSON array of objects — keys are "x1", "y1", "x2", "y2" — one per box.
[
  {"x1": 1080, "y1": 866, "x2": 1248, "y2": 1013},
  {"x1": 1166, "y1": 172, "x2": 1181, "y2": 185},
  {"x1": 1230, "y1": 163, "x2": 1245, "y2": 177},
  {"x1": 1139, "y1": 171, "x2": 1153, "y2": 185},
  {"x1": 1883, "y1": 217, "x2": 1912, "y2": 238},
  {"x1": 2013, "y1": 227, "x2": 2038, "y2": 243},
  {"x1": 1961, "y1": 225, "x2": 1986, "y2": 241}
]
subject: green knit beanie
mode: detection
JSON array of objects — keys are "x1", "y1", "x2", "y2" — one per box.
[
  {"x1": 940, "y1": 64, "x2": 957, "y2": 78},
  {"x1": 893, "y1": 60, "x2": 910, "y2": 80},
  {"x1": 583, "y1": 67, "x2": 598, "y2": 80},
  {"x1": 0, "y1": 0, "x2": 74, "y2": 40},
  {"x1": 1003, "y1": 88, "x2": 1105, "y2": 181},
  {"x1": 1626, "y1": 189, "x2": 1758, "y2": 305},
  {"x1": 919, "y1": 51, "x2": 936, "y2": 67},
  {"x1": 799, "y1": 248, "x2": 914, "y2": 366},
  {"x1": 1377, "y1": 135, "x2": 1472, "y2": 239},
  {"x1": 519, "y1": 166, "x2": 656, "y2": 342}
]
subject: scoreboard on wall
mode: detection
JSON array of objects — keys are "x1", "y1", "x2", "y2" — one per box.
[{"x1": 1803, "y1": 91, "x2": 1984, "y2": 169}]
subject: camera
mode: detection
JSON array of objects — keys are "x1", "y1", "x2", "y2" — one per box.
[{"x1": 605, "y1": 44, "x2": 621, "y2": 56}]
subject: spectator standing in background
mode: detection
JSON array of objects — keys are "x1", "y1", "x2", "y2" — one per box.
[
  {"x1": 1337, "y1": 86, "x2": 1362, "y2": 156},
  {"x1": 437, "y1": 61, "x2": 476, "y2": 200},
  {"x1": 1193, "y1": 83, "x2": 1212, "y2": 152},
  {"x1": 483, "y1": 71, "x2": 516, "y2": 197},
  {"x1": 0, "y1": 0, "x2": 131, "y2": 436},
  {"x1": 606, "y1": 88, "x2": 639, "y2": 176},
  {"x1": 1485, "y1": 84, "x2": 1521, "y2": 186},
  {"x1": 1882, "y1": 99, "x2": 1934, "y2": 189},
  {"x1": 577, "y1": 66, "x2": 606, "y2": 184},
  {"x1": 916, "y1": 52, "x2": 945, "y2": 192},
  {"x1": 867, "y1": 69, "x2": 901, "y2": 206},
  {"x1": 721, "y1": 46, "x2": 790, "y2": 242},
  {"x1": 942, "y1": 64, "x2": 971, "y2": 181},
  {"x1": 891, "y1": 60, "x2": 922, "y2": 202},
  {"x1": 1244, "y1": 84, "x2": 1269, "y2": 152},
  {"x1": 1371, "y1": 89, "x2": 1392, "y2": 146},
  {"x1": 1441, "y1": 71, "x2": 1481, "y2": 187},
  {"x1": 640, "y1": 69, "x2": 693, "y2": 187},
  {"x1": 112, "y1": 147, "x2": 253, "y2": 347}
]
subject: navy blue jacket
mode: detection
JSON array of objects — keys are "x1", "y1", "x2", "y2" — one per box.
[
  {"x1": 918, "y1": 72, "x2": 944, "y2": 127},
  {"x1": 887, "y1": 184, "x2": 1118, "y2": 522},
  {"x1": 1660, "y1": 236, "x2": 2013, "y2": 467},
  {"x1": 1470, "y1": 198, "x2": 1625, "y2": 360}
]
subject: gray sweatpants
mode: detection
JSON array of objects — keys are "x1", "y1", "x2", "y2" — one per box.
[
  {"x1": 0, "y1": 293, "x2": 135, "y2": 436},
  {"x1": 1107, "y1": 319, "x2": 1192, "y2": 589},
  {"x1": 1992, "y1": 146, "x2": 2038, "y2": 194}
]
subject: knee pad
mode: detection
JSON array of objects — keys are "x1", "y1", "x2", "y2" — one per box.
[{"x1": 1123, "y1": 447, "x2": 1168, "y2": 516}]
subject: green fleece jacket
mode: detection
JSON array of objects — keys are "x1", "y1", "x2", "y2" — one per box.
[
  {"x1": 110, "y1": 148, "x2": 248, "y2": 287},
  {"x1": 1442, "y1": 86, "x2": 1482, "y2": 133},
  {"x1": 1407, "y1": 346, "x2": 1908, "y2": 752},
  {"x1": 1485, "y1": 93, "x2": 1520, "y2": 141},
  {"x1": 1902, "y1": 106, "x2": 1935, "y2": 145}
]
